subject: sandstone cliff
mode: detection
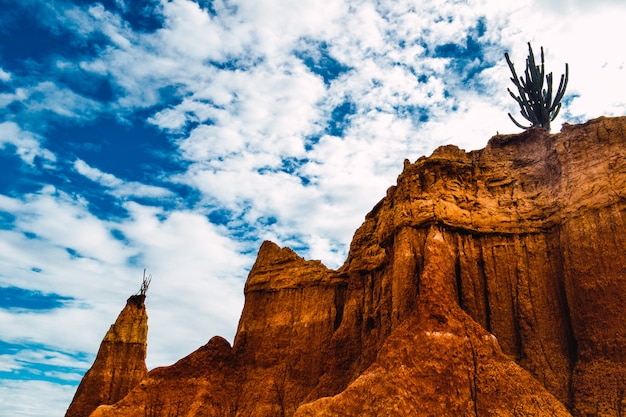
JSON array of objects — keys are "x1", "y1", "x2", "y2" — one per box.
[
  {"x1": 69, "y1": 116, "x2": 626, "y2": 416},
  {"x1": 65, "y1": 295, "x2": 148, "y2": 417}
]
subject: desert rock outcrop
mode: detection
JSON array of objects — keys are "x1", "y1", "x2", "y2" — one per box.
[{"x1": 68, "y1": 116, "x2": 626, "y2": 416}]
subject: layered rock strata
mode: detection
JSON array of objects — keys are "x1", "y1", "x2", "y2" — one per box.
[{"x1": 69, "y1": 116, "x2": 626, "y2": 416}]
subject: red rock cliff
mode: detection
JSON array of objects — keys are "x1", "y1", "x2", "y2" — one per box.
[{"x1": 69, "y1": 116, "x2": 626, "y2": 416}]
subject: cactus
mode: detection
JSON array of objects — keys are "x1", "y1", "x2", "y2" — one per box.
[{"x1": 505, "y1": 42, "x2": 568, "y2": 132}]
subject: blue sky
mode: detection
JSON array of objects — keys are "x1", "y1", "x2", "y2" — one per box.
[{"x1": 1, "y1": 0, "x2": 625, "y2": 415}]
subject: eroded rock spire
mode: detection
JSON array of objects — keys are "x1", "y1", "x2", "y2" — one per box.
[{"x1": 65, "y1": 294, "x2": 148, "y2": 417}]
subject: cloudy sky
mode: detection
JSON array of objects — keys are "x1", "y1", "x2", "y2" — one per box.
[{"x1": 0, "y1": 0, "x2": 625, "y2": 415}]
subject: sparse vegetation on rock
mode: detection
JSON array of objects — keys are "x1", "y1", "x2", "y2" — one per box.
[{"x1": 138, "y1": 269, "x2": 151, "y2": 297}]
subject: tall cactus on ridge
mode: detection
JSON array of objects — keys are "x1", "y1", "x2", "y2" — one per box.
[{"x1": 505, "y1": 42, "x2": 568, "y2": 132}]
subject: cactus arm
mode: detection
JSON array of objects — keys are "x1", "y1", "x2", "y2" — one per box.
[
  {"x1": 528, "y1": 42, "x2": 546, "y2": 84},
  {"x1": 550, "y1": 63, "x2": 569, "y2": 113},
  {"x1": 509, "y1": 88, "x2": 535, "y2": 125},
  {"x1": 508, "y1": 113, "x2": 532, "y2": 129},
  {"x1": 550, "y1": 102, "x2": 562, "y2": 122}
]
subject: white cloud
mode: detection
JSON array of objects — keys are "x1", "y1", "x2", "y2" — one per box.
[
  {"x1": 0, "y1": 87, "x2": 27, "y2": 108},
  {"x1": 0, "y1": 189, "x2": 140, "y2": 355},
  {"x1": 0, "y1": 122, "x2": 56, "y2": 165},
  {"x1": 0, "y1": 68, "x2": 11, "y2": 82},
  {"x1": 533, "y1": 0, "x2": 626, "y2": 13},
  {"x1": 0, "y1": 307, "x2": 109, "y2": 358},
  {"x1": 22, "y1": 81, "x2": 102, "y2": 119},
  {"x1": 74, "y1": 159, "x2": 126, "y2": 188},
  {"x1": 0, "y1": 354, "x2": 20, "y2": 372},
  {"x1": 157, "y1": 0, "x2": 231, "y2": 60},
  {"x1": 0, "y1": 347, "x2": 90, "y2": 373},
  {"x1": 10, "y1": 188, "x2": 131, "y2": 265},
  {"x1": 0, "y1": 380, "x2": 75, "y2": 417},
  {"x1": 73, "y1": 159, "x2": 174, "y2": 199},
  {"x1": 88, "y1": 4, "x2": 133, "y2": 49}
]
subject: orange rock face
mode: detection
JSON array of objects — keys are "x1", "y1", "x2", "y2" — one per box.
[
  {"x1": 295, "y1": 228, "x2": 571, "y2": 416},
  {"x1": 65, "y1": 295, "x2": 148, "y2": 417},
  {"x1": 68, "y1": 116, "x2": 626, "y2": 416}
]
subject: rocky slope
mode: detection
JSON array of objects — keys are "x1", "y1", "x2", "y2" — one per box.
[{"x1": 68, "y1": 116, "x2": 626, "y2": 416}]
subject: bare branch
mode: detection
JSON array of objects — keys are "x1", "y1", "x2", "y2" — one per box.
[{"x1": 139, "y1": 268, "x2": 152, "y2": 297}]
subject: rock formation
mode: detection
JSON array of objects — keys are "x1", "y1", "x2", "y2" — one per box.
[
  {"x1": 68, "y1": 116, "x2": 626, "y2": 416},
  {"x1": 65, "y1": 295, "x2": 148, "y2": 417},
  {"x1": 295, "y1": 228, "x2": 572, "y2": 416}
]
